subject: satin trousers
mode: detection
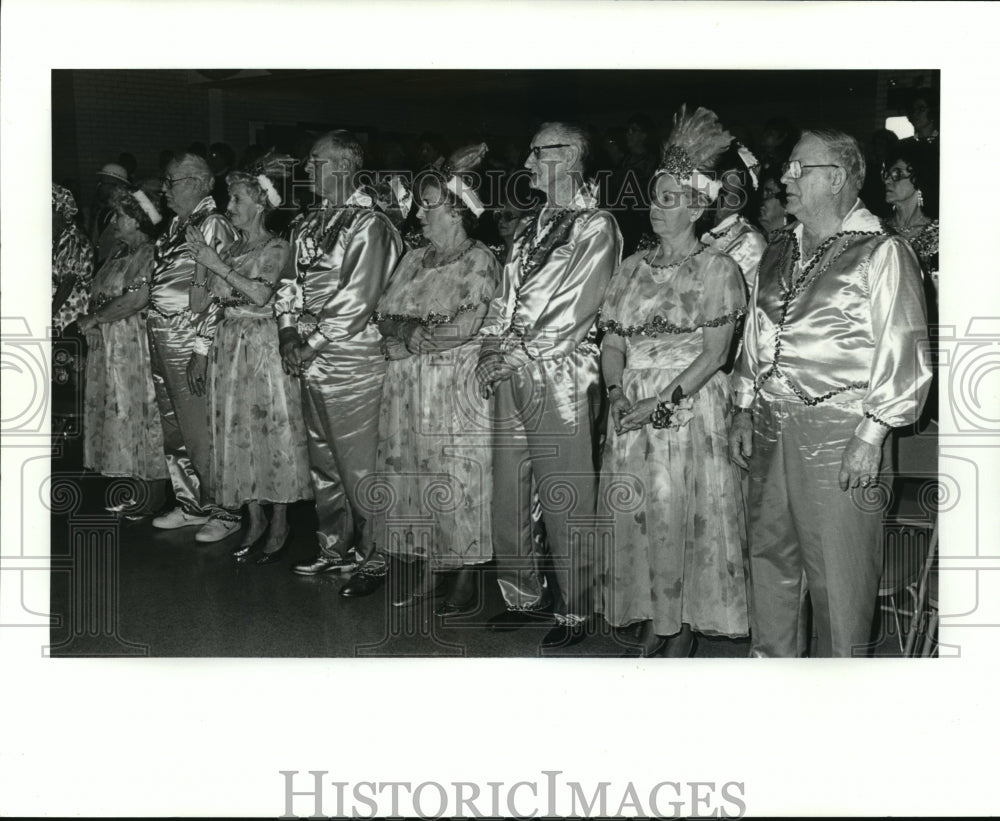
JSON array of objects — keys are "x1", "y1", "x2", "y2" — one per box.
[
  {"x1": 147, "y1": 315, "x2": 219, "y2": 517},
  {"x1": 491, "y1": 351, "x2": 602, "y2": 620},
  {"x1": 300, "y1": 349, "x2": 386, "y2": 573},
  {"x1": 747, "y1": 398, "x2": 889, "y2": 658}
]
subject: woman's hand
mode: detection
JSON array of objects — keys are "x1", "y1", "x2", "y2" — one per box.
[
  {"x1": 618, "y1": 396, "x2": 659, "y2": 432},
  {"x1": 186, "y1": 352, "x2": 208, "y2": 396},
  {"x1": 77, "y1": 313, "x2": 97, "y2": 333},
  {"x1": 185, "y1": 225, "x2": 222, "y2": 270},
  {"x1": 402, "y1": 322, "x2": 432, "y2": 354},
  {"x1": 84, "y1": 327, "x2": 102, "y2": 351},
  {"x1": 608, "y1": 388, "x2": 632, "y2": 435}
]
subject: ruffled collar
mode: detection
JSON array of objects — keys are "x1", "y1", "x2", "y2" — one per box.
[{"x1": 791, "y1": 198, "x2": 882, "y2": 250}]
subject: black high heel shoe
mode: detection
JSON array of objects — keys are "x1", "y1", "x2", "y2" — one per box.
[
  {"x1": 255, "y1": 528, "x2": 291, "y2": 566},
  {"x1": 233, "y1": 526, "x2": 267, "y2": 559}
]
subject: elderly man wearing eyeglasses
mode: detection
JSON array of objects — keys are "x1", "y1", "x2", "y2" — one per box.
[
  {"x1": 728, "y1": 129, "x2": 932, "y2": 658},
  {"x1": 476, "y1": 122, "x2": 622, "y2": 649},
  {"x1": 143, "y1": 152, "x2": 239, "y2": 542}
]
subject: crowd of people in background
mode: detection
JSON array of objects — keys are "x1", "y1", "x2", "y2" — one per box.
[{"x1": 51, "y1": 85, "x2": 938, "y2": 656}]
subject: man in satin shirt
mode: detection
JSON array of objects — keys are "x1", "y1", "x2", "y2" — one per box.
[
  {"x1": 276, "y1": 130, "x2": 402, "y2": 598},
  {"x1": 729, "y1": 129, "x2": 932, "y2": 658},
  {"x1": 146, "y1": 153, "x2": 238, "y2": 543},
  {"x1": 476, "y1": 122, "x2": 622, "y2": 649}
]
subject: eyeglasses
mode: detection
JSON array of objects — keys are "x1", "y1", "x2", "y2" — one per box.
[
  {"x1": 781, "y1": 161, "x2": 841, "y2": 179},
  {"x1": 164, "y1": 176, "x2": 198, "y2": 189},
  {"x1": 528, "y1": 143, "x2": 572, "y2": 159},
  {"x1": 882, "y1": 166, "x2": 914, "y2": 183}
]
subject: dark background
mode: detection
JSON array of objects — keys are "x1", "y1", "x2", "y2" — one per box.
[{"x1": 53, "y1": 68, "x2": 938, "y2": 213}]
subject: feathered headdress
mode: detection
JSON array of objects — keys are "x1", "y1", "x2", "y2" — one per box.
[{"x1": 658, "y1": 105, "x2": 733, "y2": 201}]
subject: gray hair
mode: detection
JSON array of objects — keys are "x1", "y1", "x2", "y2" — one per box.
[
  {"x1": 538, "y1": 121, "x2": 590, "y2": 172},
  {"x1": 317, "y1": 130, "x2": 364, "y2": 175},
  {"x1": 170, "y1": 152, "x2": 214, "y2": 194},
  {"x1": 803, "y1": 129, "x2": 865, "y2": 195}
]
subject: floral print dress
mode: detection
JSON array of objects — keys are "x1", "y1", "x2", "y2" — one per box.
[
  {"x1": 597, "y1": 245, "x2": 751, "y2": 637},
  {"x1": 372, "y1": 241, "x2": 501, "y2": 569},
  {"x1": 83, "y1": 242, "x2": 167, "y2": 480},
  {"x1": 205, "y1": 237, "x2": 313, "y2": 508}
]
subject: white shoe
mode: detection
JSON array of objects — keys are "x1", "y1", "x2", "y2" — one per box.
[
  {"x1": 152, "y1": 507, "x2": 211, "y2": 530},
  {"x1": 195, "y1": 517, "x2": 242, "y2": 543}
]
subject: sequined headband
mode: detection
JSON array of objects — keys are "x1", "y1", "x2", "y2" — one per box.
[
  {"x1": 656, "y1": 148, "x2": 723, "y2": 202},
  {"x1": 256, "y1": 174, "x2": 282, "y2": 207},
  {"x1": 131, "y1": 190, "x2": 163, "y2": 225}
]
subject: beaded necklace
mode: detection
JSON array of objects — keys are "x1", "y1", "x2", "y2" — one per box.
[
  {"x1": 780, "y1": 229, "x2": 882, "y2": 301},
  {"x1": 421, "y1": 237, "x2": 475, "y2": 270},
  {"x1": 644, "y1": 240, "x2": 707, "y2": 272},
  {"x1": 296, "y1": 205, "x2": 365, "y2": 271}
]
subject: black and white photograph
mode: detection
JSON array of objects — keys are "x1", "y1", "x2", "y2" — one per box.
[{"x1": 3, "y1": 1, "x2": 999, "y2": 818}]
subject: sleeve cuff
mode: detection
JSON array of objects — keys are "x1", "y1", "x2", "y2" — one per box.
[
  {"x1": 276, "y1": 313, "x2": 297, "y2": 330},
  {"x1": 306, "y1": 331, "x2": 329, "y2": 352},
  {"x1": 854, "y1": 416, "x2": 890, "y2": 447},
  {"x1": 733, "y1": 388, "x2": 756, "y2": 409}
]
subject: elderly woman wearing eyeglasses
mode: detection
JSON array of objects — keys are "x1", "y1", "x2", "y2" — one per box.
[{"x1": 596, "y1": 106, "x2": 750, "y2": 658}]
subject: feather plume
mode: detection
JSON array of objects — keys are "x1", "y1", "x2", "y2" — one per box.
[{"x1": 661, "y1": 105, "x2": 733, "y2": 175}]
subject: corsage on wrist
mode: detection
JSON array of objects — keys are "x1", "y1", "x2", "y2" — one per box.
[{"x1": 651, "y1": 386, "x2": 695, "y2": 430}]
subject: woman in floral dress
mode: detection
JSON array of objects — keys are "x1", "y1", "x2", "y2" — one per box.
[
  {"x1": 597, "y1": 107, "x2": 750, "y2": 657},
  {"x1": 186, "y1": 153, "x2": 312, "y2": 563},
  {"x1": 78, "y1": 187, "x2": 168, "y2": 516},
  {"x1": 373, "y1": 168, "x2": 501, "y2": 614}
]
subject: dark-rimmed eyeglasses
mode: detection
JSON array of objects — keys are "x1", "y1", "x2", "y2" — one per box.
[
  {"x1": 164, "y1": 176, "x2": 198, "y2": 189},
  {"x1": 781, "y1": 161, "x2": 841, "y2": 180},
  {"x1": 528, "y1": 143, "x2": 572, "y2": 159},
  {"x1": 881, "y1": 166, "x2": 914, "y2": 183}
]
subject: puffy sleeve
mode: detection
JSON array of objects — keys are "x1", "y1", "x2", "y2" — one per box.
[
  {"x1": 306, "y1": 211, "x2": 402, "y2": 351},
  {"x1": 275, "y1": 216, "x2": 305, "y2": 328},
  {"x1": 730, "y1": 274, "x2": 760, "y2": 409},
  {"x1": 854, "y1": 236, "x2": 932, "y2": 445},
  {"x1": 200, "y1": 213, "x2": 237, "y2": 254},
  {"x1": 598, "y1": 253, "x2": 642, "y2": 330},
  {"x1": 245, "y1": 239, "x2": 291, "y2": 288},
  {"x1": 699, "y1": 250, "x2": 748, "y2": 325}
]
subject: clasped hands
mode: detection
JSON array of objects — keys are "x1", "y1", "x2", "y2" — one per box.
[
  {"x1": 184, "y1": 226, "x2": 223, "y2": 271},
  {"x1": 609, "y1": 388, "x2": 660, "y2": 434},
  {"x1": 279, "y1": 331, "x2": 317, "y2": 377},
  {"x1": 475, "y1": 346, "x2": 528, "y2": 399}
]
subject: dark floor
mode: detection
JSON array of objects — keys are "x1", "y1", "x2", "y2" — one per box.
[{"x1": 48, "y1": 415, "x2": 930, "y2": 659}]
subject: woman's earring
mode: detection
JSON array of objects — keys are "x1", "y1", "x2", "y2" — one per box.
[{"x1": 917, "y1": 189, "x2": 925, "y2": 208}]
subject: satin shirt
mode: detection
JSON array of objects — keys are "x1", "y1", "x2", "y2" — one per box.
[
  {"x1": 701, "y1": 214, "x2": 767, "y2": 294},
  {"x1": 480, "y1": 188, "x2": 622, "y2": 361},
  {"x1": 274, "y1": 188, "x2": 403, "y2": 356},
  {"x1": 732, "y1": 201, "x2": 932, "y2": 445},
  {"x1": 149, "y1": 196, "x2": 237, "y2": 320}
]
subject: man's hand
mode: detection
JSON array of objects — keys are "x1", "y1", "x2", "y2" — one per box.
[
  {"x1": 728, "y1": 411, "x2": 753, "y2": 470},
  {"x1": 839, "y1": 435, "x2": 883, "y2": 492},
  {"x1": 279, "y1": 331, "x2": 302, "y2": 376},
  {"x1": 187, "y1": 352, "x2": 208, "y2": 396}
]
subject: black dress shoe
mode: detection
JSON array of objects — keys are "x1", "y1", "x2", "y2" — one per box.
[
  {"x1": 541, "y1": 623, "x2": 588, "y2": 649},
  {"x1": 339, "y1": 571, "x2": 385, "y2": 598},
  {"x1": 485, "y1": 609, "x2": 552, "y2": 632},
  {"x1": 435, "y1": 595, "x2": 478, "y2": 617},
  {"x1": 292, "y1": 555, "x2": 358, "y2": 576}
]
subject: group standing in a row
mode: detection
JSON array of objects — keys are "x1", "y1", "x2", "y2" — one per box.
[{"x1": 59, "y1": 103, "x2": 934, "y2": 657}]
